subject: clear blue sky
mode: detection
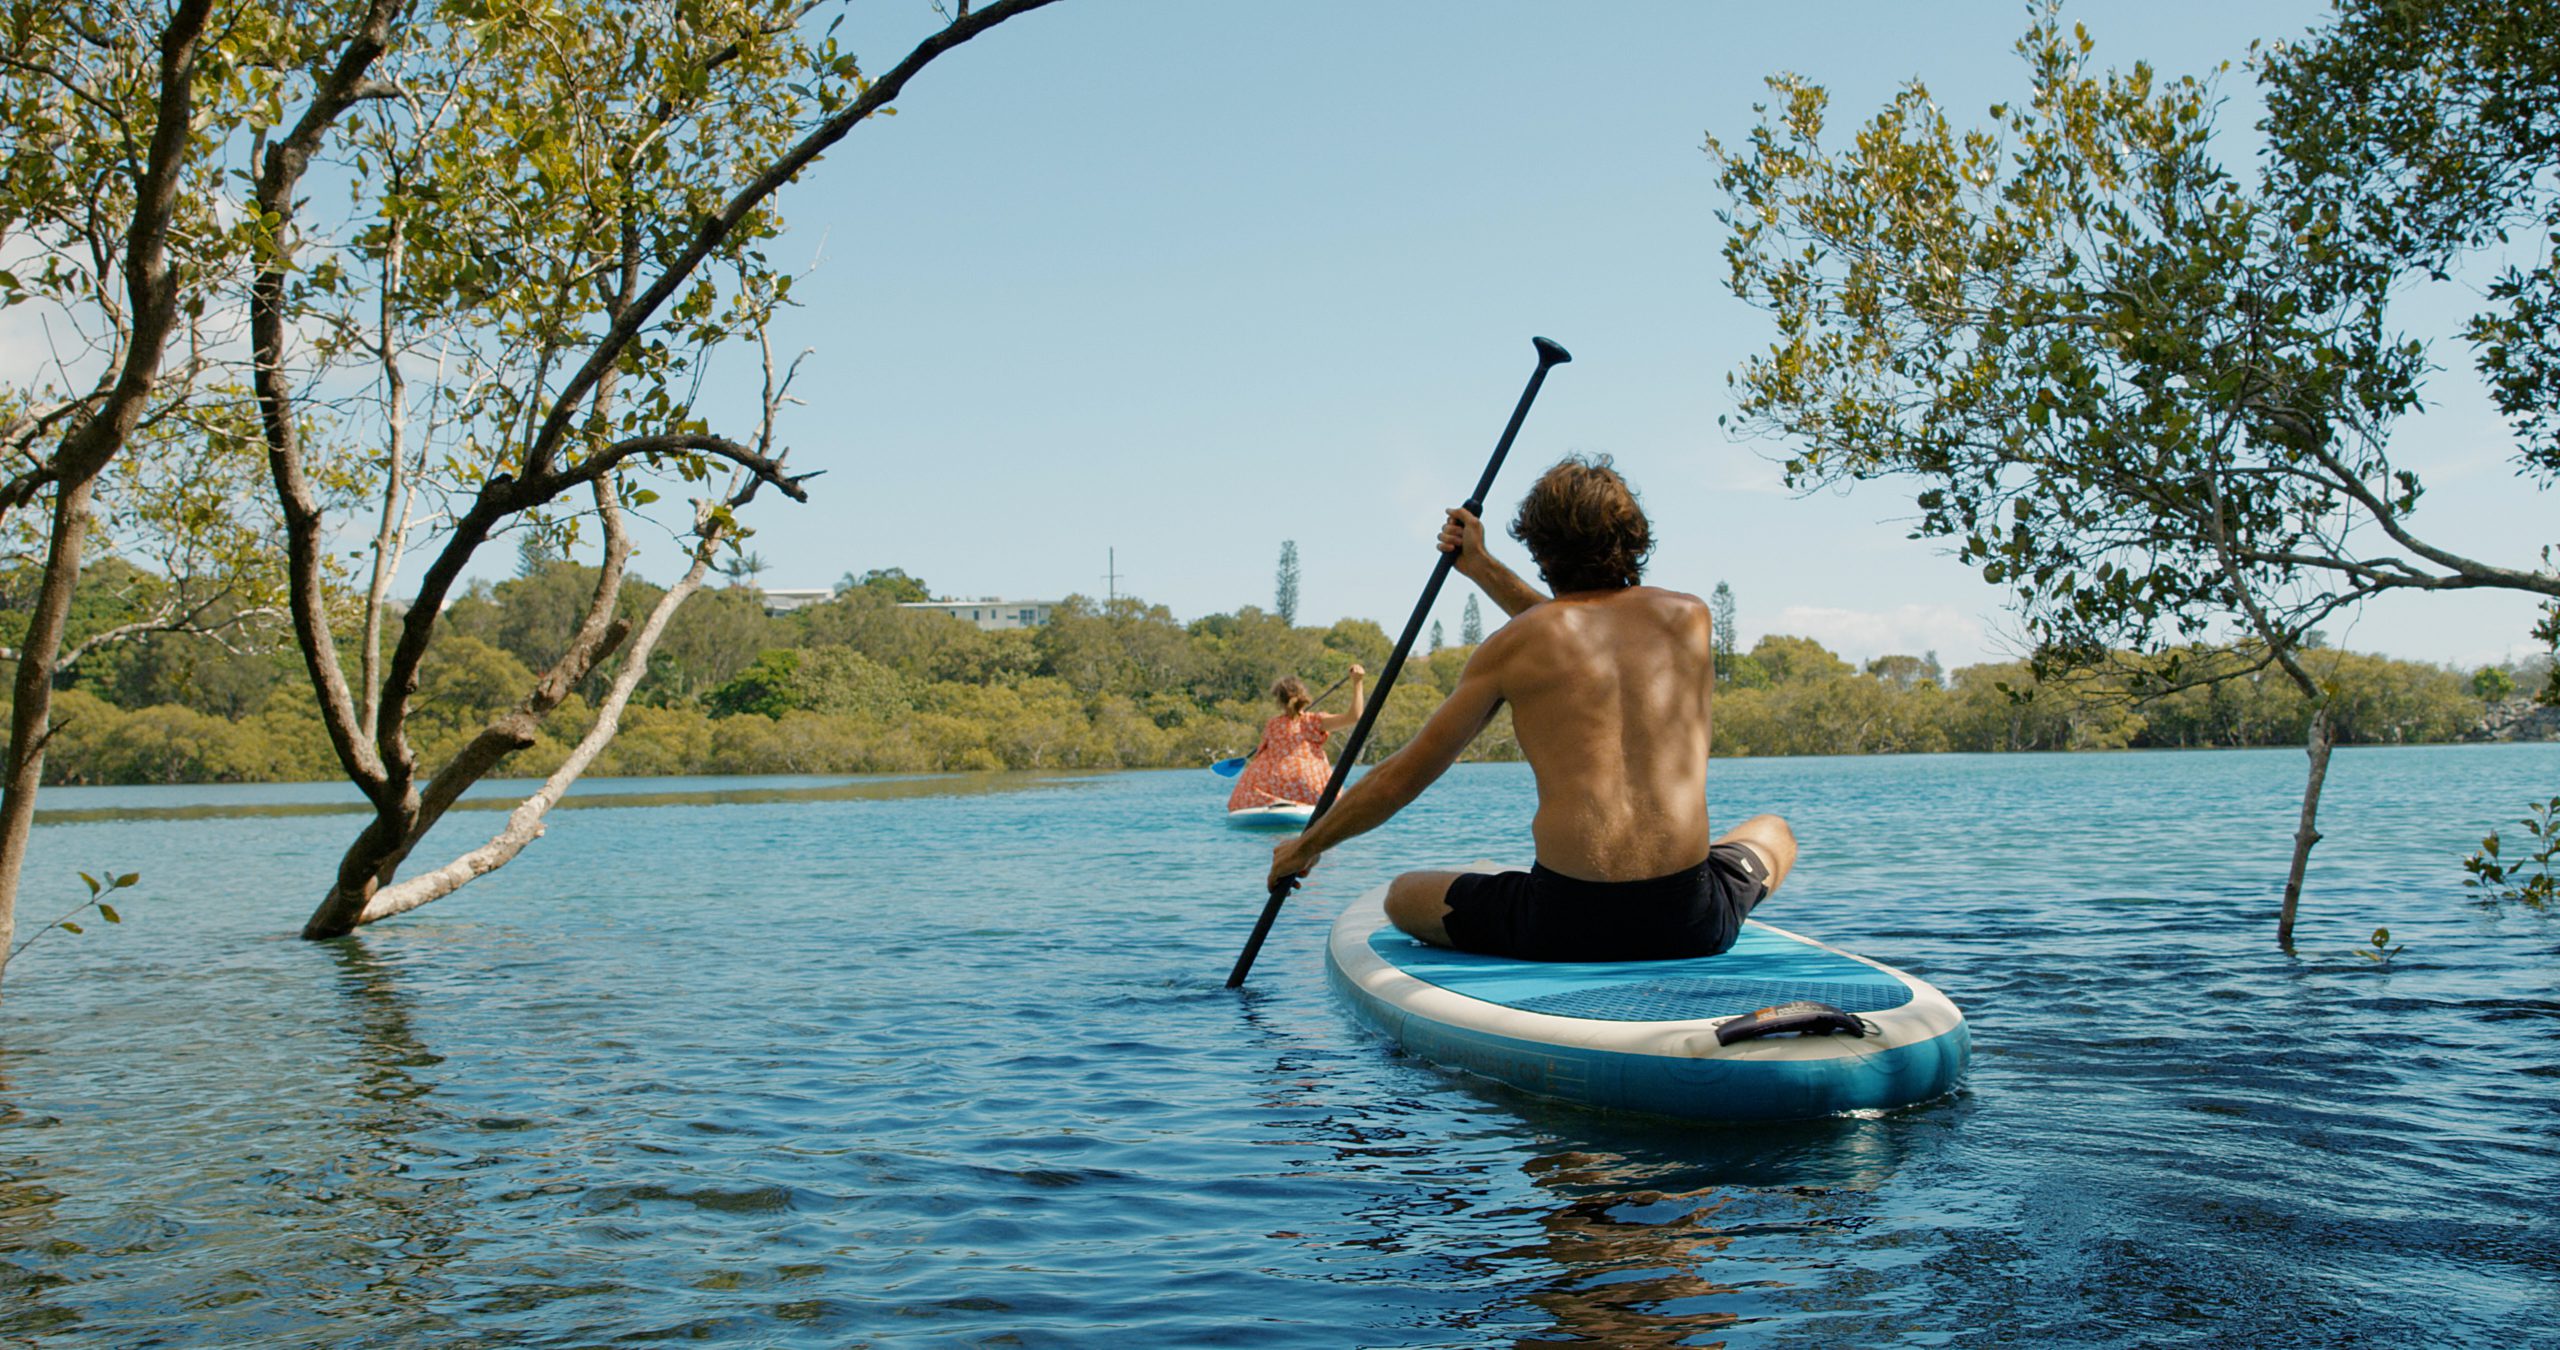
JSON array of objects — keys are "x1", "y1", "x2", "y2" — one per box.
[{"x1": 688, "y1": 0, "x2": 2551, "y2": 672}]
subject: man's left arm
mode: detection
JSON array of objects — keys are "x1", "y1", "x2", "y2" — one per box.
[{"x1": 1269, "y1": 648, "x2": 1507, "y2": 890}]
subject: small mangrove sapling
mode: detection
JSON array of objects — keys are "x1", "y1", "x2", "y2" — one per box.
[
  {"x1": 2463, "y1": 798, "x2": 2560, "y2": 911},
  {"x1": 0, "y1": 870, "x2": 139, "y2": 975}
]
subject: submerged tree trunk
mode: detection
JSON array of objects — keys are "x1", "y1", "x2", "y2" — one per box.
[
  {"x1": 0, "y1": 481, "x2": 104, "y2": 982},
  {"x1": 2195, "y1": 453, "x2": 2342, "y2": 951},
  {"x1": 2276, "y1": 705, "x2": 2334, "y2": 951},
  {"x1": 353, "y1": 525, "x2": 729, "y2": 928},
  {"x1": 299, "y1": 482, "x2": 638, "y2": 940},
  {"x1": 0, "y1": 0, "x2": 217, "y2": 995},
  {"x1": 270, "y1": 2, "x2": 1051, "y2": 941}
]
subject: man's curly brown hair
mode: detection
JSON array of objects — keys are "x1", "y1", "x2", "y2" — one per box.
[{"x1": 1509, "y1": 455, "x2": 1652, "y2": 593}]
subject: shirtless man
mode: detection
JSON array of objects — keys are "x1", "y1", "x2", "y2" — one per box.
[{"x1": 1266, "y1": 455, "x2": 1798, "y2": 962}]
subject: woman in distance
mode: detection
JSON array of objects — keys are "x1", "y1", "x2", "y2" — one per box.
[{"x1": 1227, "y1": 666, "x2": 1366, "y2": 811}]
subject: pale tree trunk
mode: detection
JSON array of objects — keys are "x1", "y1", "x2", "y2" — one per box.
[
  {"x1": 300, "y1": 333, "x2": 800, "y2": 941},
  {"x1": 2276, "y1": 704, "x2": 2333, "y2": 950},
  {"x1": 2197, "y1": 434, "x2": 2343, "y2": 950},
  {"x1": 358, "y1": 220, "x2": 420, "y2": 744},
  {"x1": 2253, "y1": 652, "x2": 2333, "y2": 954},
  {"x1": 0, "y1": 0, "x2": 216, "y2": 994},
  {"x1": 297, "y1": 171, "x2": 660, "y2": 940},
  {"x1": 355, "y1": 511, "x2": 731, "y2": 927},
  {"x1": 299, "y1": 478, "x2": 638, "y2": 938}
]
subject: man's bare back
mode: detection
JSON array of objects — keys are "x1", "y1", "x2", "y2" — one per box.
[
  {"x1": 1485, "y1": 583, "x2": 1716, "y2": 880},
  {"x1": 1268, "y1": 460, "x2": 1796, "y2": 960}
]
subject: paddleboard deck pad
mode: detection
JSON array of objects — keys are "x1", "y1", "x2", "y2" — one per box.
[
  {"x1": 1326, "y1": 868, "x2": 1969, "y2": 1121},
  {"x1": 1227, "y1": 804, "x2": 1315, "y2": 829}
]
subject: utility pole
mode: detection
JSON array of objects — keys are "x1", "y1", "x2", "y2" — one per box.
[{"x1": 1104, "y1": 547, "x2": 1124, "y2": 606}]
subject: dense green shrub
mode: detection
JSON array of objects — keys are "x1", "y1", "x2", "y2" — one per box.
[{"x1": 2, "y1": 561, "x2": 2514, "y2": 783}]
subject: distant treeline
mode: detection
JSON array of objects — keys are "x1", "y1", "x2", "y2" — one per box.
[
  {"x1": 0, "y1": 562, "x2": 2525, "y2": 785},
  {"x1": 1711, "y1": 635, "x2": 2503, "y2": 755}
]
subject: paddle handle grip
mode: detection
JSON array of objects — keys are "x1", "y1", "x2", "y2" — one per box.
[{"x1": 1227, "y1": 337, "x2": 1569, "y2": 989}]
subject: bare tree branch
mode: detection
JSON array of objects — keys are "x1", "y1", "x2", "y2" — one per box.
[
  {"x1": 516, "y1": 0, "x2": 1063, "y2": 485},
  {"x1": 355, "y1": 487, "x2": 730, "y2": 926},
  {"x1": 251, "y1": 0, "x2": 416, "y2": 801}
]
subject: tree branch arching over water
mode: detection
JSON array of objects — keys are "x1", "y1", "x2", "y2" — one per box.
[
  {"x1": 219, "y1": 0, "x2": 1063, "y2": 940},
  {"x1": 1706, "y1": 5, "x2": 2560, "y2": 945}
]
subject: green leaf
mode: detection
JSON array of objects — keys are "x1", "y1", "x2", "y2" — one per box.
[
  {"x1": 59, "y1": 921, "x2": 82, "y2": 935},
  {"x1": 114, "y1": 873, "x2": 138, "y2": 889},
  {"x1": 99, "y1": 904, "x2": 121, "y2": 924},
  {"x1": 79, "y1": 872, "x2": 98, "y2": 895}
]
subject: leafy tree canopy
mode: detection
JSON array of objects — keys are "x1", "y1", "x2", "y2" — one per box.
[
  {"x1": 842, "y1": 567, "x2": 933, "y2": 604},
  {"x1": 1708, "y1": 8, "x2": 2557, "y2": 694}
]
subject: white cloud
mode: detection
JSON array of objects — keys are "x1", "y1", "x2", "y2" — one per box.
[
  {"x1": 2445, "y1": 634, "x2": 2553, "y2": 671},
  {"x1": 1764, "y1": 602, "x2": 1994, "y2": 667},
  {"x1": 1692, "y1": 445, "x2": 1791, "y2": 497}
]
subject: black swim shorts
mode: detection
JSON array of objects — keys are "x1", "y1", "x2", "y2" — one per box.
[{"x1": 1439, "y1": 843, "x2": 1772, "y2": 962}]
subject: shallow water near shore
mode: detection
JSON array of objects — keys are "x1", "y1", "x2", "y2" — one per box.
[{"x1": 1, "y1": 745, "x2": 2554, "y2": 1347}]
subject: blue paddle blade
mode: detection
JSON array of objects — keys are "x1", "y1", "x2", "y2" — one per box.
[{"x1": 1211, "y1": 757, "x2": 1248, "y2": 777}]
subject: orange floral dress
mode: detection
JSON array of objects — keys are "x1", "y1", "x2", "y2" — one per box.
[{"x1": 1227, "y1": 711, "x2": 1335, "y2": 810}]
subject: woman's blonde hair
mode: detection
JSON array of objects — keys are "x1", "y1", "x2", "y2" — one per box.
[{"x1": 1270, "y1": 675, "x2": 1311, "y2": 713}]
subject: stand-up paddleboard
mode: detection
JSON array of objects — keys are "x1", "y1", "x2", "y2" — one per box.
[
  {"x1": 1227, "y1": 803, "x2": 1316, "y2": 830},
  {"x1": 1326, "y1": 866, "x2": 1969, "y2": 1122}
]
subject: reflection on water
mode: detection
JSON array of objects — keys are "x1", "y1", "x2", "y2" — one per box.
[
  {"x1": 1419, "y1": 1085, "x2": 1923, "y2": 1347},
  {"x1": 0, "y1": 938, "x2": 475, "y2": 1345},
  {"x1": 1509, "y1": 1151, "x2": 1749, "y2": 1349},
  {"x1": 318, "y1": 939, "x2": 467, "y2": 1340},
  {"x1": 0, "y1": 748, "x2": 2553, "y2": 1346},
  {"x1": 0, "y1": 1060, "x2": 74, "y2": 1342}
]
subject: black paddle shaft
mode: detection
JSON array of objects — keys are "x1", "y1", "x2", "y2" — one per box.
[{"x1": 1226, "y1": 336, "x2": 1571, "y2": 989}]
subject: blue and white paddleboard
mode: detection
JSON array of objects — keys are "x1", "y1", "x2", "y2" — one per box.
[
  {"x1": 1326, "y1": 866, "x2": 1970, "y2": 1122},
  {"x1": 1227, "y1": 803, "x2": 1315, "y2": 830}
]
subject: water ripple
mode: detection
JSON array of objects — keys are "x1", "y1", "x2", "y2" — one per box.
[{"x1": 0, "y1": 748, "x2": 2553, "y2": 1345}]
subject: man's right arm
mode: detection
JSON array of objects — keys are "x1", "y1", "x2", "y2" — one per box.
[
  {"x1": 1440, "y1": 508, "x2": 1547, "y2": 618},
  {"x1": 1284, "y1": 643, "x2": 1507, "y2": 863}
]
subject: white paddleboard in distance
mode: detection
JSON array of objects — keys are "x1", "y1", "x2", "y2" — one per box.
[{"x1": 1227, "y1": 803, "x2": 1315, "y2": 830}]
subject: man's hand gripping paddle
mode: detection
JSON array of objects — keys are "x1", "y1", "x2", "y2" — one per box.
[{"x1": 1225, "y1": 336, "x2": 1571, "y2": 988}]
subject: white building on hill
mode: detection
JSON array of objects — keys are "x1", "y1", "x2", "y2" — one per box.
[
  {"x1": 753, "y1": 587, "x2": 1060, "y2": 629},
  {"x1": 900, "y1": 598, "x2": 1057, "y2": 631},
  {"x1": 758, "y1": 587, "x2": 834, "y2": 615}
]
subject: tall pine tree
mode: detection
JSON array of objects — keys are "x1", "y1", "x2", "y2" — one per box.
[
  {"x1": 1274, "y1": 540, "x2": 1300, "y2": 626},
  {"x1": 1709, "y1": 582, "x2": 1738, "y2": 664}
]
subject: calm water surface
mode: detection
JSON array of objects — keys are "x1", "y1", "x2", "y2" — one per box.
[{"x1": 1, "y1": 747, "x2": 2555, "y2": 1347}]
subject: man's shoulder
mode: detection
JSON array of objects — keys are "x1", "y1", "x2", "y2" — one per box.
[
  {"x1": 1510, "y1": 586, "x2": 1707, "y2": 623},
  {"x1": 1498, "y1": 588, "x2": 1710, "y2": 653},
  {"x1": 1579, "y1": 585, "x2": 1712, "y2": 625},
  {"x1": 1631, "y1": 584, "x2": 1709, "y2": 612}
]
